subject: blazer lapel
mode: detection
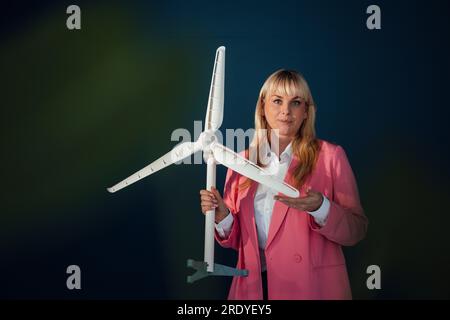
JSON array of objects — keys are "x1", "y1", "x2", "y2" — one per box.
[
  {"x1": 239, "y1": 181, "x2": 260, "y2": 253},
  {"x1": 265, "y1": 157, "x2": 300, "y2": 250}
]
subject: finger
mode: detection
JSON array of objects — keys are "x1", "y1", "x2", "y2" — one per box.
[
  {"x1": 210, "y1": 187, "x2": 223, "y2": 201},
  {"x1": 275, "y1": 192, "x2": 311, "y2": 200},
  {"x1": 200, "y1": 190, "x2": 213, "y2": 196},
  {"x1": 200, "y1": 195, "x2": 217, "y2": 203},
  {"x1": 200, "y1": 191, "x2": 214, "y2": 201},
  {"x1": 201, "y1": 199, "x2": 218, "y2": 205},
  {"x1": 201, "y1": 200, "x2": 218, "y2": 207},
  {"x1": 274, "y1": 195, "x2": 295, "y2": 201},
  {"x1": 200, "y1": 191, "x2": 218, "y2": 203},
  {"x1": 276, "y1": 193, "x2": 313, "y2": 203},
  {"x1": 274, "y1": 195, "x2": 291, "y2": 202},
  {"x1": 276, "y1": 197, "x2": 310, "y2": 210},
  {"x1": 278, "y1": 199, "x2": 305, "y2": 210},
  {"x1": 277, "y1": 197, "x2": 295, "y2": 206}
]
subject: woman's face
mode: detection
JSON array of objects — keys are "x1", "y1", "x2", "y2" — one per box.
[{"x1": 263, "y1": 93, "x2": 308, "y2": 139}]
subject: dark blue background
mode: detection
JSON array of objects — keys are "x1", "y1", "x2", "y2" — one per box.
[{"x1": 1, "y1": 0, "x2": 449, "y2": 299}]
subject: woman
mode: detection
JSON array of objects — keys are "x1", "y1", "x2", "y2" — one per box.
[{"x1": 199, "y1": 69, "x2": 368, "y2": 300}]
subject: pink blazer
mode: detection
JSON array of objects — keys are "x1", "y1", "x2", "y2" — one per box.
[{"x1": 215, "y1": 139, "x2": 368, "y2": 300}]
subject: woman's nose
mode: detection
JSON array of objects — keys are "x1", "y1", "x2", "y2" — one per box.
[{"x1": 280, "y1": 102, "x2": 290, "y2": 115}]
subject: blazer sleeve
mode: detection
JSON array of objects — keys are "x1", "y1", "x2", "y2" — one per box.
[
  {"x1": 309, "y1": 145, "x2": 368, "y2": 246},
  {"x1": 214, "y1": 168, "x2": 241, "y2": 251}
]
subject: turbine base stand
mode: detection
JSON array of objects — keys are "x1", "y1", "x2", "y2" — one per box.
[{"x1": 186, "y1": 259, "x2": 248, "y2": 284}]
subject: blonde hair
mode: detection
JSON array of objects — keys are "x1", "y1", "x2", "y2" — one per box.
[{"x1": 240, "y1": 69, "x2": 321, "y2": 190}]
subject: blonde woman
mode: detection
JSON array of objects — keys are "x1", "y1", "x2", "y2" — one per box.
[{"x1": 199, "y1": 70, "x2": 368, "y2": 300}]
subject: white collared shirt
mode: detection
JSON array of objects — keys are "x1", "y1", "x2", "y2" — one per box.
[{"x1": 215, "y1": 143, "x2": 330, "y2": 270}]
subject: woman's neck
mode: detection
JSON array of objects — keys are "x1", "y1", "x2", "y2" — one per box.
[
  {"x1": 270, "y1": 135, "x2": 293, "y2": 157},
  {"x1": 279, "y1": 139, "x2": 292, "y2": 156}
]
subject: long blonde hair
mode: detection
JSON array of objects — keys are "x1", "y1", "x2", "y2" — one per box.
[{"x1": 241, "y1": 69, "x2": 321, "y2": 190}]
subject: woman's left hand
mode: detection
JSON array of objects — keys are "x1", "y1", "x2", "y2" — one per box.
[{"x1": 274, "y1": 187, "x2": 324, "y2": 212}]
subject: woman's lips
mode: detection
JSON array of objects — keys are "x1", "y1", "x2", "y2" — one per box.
[{"x1": 277, "y1": 119, "x2": 293, "y2": 124}]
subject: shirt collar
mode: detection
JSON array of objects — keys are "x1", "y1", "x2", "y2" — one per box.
[
  {"x1": 280, "y1": 142, "x2": 293, "y2": 162},
  {"x1": 265, "y1": 141, "x2": 293, "y2": 165}
]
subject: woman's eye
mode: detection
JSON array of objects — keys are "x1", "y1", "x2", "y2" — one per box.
[
  {"x1": 273, "y1": 99, "x2": 282, "y2": 104},
  {"x1": 292, "y1": 100, "x2": 302, "y2": 106}
]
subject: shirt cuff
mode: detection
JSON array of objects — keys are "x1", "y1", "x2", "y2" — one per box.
[
  {"x1": 215, "y1": 210, "x2": 234, "y2": 238},
  {"x1": 307, "y1": 195, "x2": 330, "y2": 227}
]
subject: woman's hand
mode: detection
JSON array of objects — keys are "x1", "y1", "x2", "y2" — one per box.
[
  {"x1": 199, "y1": 187, "x2": 229, "y2": 223},
  {"x1": 274, "y1": 187, "x2": 324, "y2": 212}
]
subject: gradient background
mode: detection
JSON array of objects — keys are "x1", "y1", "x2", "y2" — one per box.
[{"x1": 1, "y1": 0, "x2": 449, "y2": 299}]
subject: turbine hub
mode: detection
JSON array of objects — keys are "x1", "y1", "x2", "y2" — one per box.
[{"x1": 199, "y1": 130, "x2": 217, "y2": 150}]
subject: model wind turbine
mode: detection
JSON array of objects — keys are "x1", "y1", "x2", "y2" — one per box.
[{"x1": 107, "y1": 46, "x2": 299, "y2": 283}]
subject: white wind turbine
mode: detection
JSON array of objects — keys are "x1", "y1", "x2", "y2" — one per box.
[{"x1": 107, "y1": 46, "x2": 299, "y2": 283}]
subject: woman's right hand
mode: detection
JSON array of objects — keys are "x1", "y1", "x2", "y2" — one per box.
[{"x1": 199, "y1": 187, "x2": 229, "y2": 223}]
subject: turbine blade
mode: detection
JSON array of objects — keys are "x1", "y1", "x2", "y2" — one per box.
[
  {"x1": 204, "y1": 46, "x2": 225, "y2": 132},
  {"x1": 107, "y1": 141, "x2": 202, "y2": 193},
  {"x1": 211, "y1": 143, "x2": 299, "y2": 197}
]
